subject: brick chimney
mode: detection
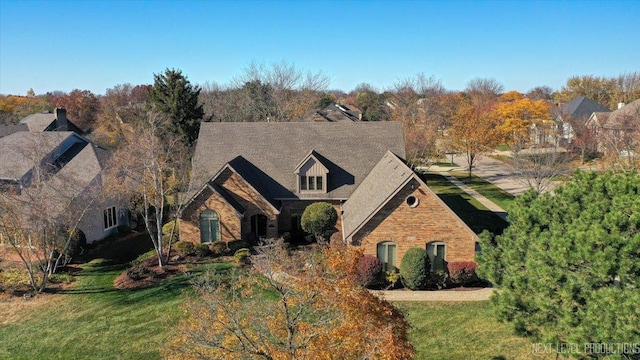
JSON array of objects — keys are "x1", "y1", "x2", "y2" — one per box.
[{"x1": 55, "y1": 107, "x2": 68, "y2": 131}]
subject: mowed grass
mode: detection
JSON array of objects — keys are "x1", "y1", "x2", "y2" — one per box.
[
  {"x1": 421, "y1": 172, "x2": 510, "y2": 234},
  {"x1": 447, "y1": 171, "x2": 516, "y2": 211},
  {"x1": 0, "y1": 235, "x2": 230, "y2": 360},
  {"x1": 396, "y1": 302, "x2": 554, "y2": 360}
]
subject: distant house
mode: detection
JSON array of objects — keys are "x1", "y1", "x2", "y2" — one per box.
[
  {"x1": 0, "y1": 130, "x2": 127, "y2": 243},
  {"x1": 0, "y1": 108, "x2": 84, "y2": 138},
  {"x1": 180, "y1": 122, "x2": 477, "y2": 271},
  {"x1": 554, "y1": 96, "x2": 610, "y2": 144},
  {"x1": 586, "y1": 99, "x2": 640, "y2": 157},
  {"x1": 304, "y1": 103, "x2": 362, "y2": 122}
]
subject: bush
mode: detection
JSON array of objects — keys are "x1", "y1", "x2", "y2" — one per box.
[
  {"x1": 448, "y1": 261, "x2": 478, "y2": 287},
  {"x1": 301, "y1": 202, "x2": 338, "y2": 243},
  {"x1": 384, "y1": 270, "x2": 402, "y2": 289},
  {"x1": 209, "y1": 241, "x2": 228, "y2": 257},
  {"x1": 425, "y1": 270, "x2": 449, "y2": 290},
  {"x1": 234, "y1": 248, "x2": 250, "y2": 263},
  {"x1": 175, "y1": 241, "x2": 196, "y2": 257},
  {"x1": 400, "y1": 247, "x2": 429, "y2": 290},
  {"x1": 194, "y1": 244, "x2": 211, "y2": 258},
  {"x1": 126, "y1": 266, "x2": 152, "y2": 281},
  {"x1": 162, "y1": 220, "x2": 180, "y2": 243},
  {"x1": 354, "y1": 255, "x2": 382, "y2": 288},
  {"x1": 228, "y1": 239, "x2": 249, "y2": 253}
]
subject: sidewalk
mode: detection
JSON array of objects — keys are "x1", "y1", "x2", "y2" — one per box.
[
  {"x1": 371, "y1": 288, "x2": 493, "y2": 302},
  {"x1": 438, "y1": 172, "x2": 508, "y2": 222}
]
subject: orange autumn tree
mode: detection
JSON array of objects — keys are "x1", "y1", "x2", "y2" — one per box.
[
  {"x1": 449, "y1": 92, "x2": 502, "y2": 178},
  {"x1": 167, "y1": 240, "x2": 414, "y2": 360},
  {"x1": 494, "y1": 91, "x2": 551, "y2": 152}
]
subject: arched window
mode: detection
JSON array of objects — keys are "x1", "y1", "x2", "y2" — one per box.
[
  {"x1": 251, "y1": 214, "x2": 268, "y2": 238},
  {"x1": 200, "y1": 210, "x2": 220, "y2": 243},
  {"x1": 427, "y1": 242, "x2": 446, "y2": 271},
  {"x1": 377, "y1": 241, "x2": 397, "y2": 271}
]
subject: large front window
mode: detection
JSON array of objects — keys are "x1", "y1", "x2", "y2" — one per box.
[
  {"x1": 427, "y1": 242, "x2": 446, "y2": 271},
  {"x1": 103, "y1": 207, "x2": 117, "y2": 230},
  {"x1": 200, "y1": 210, "x2": 220, "y2": 243},
  {"x1": 377, "y1": 241, "x2": 397, "y2": 271},
  {"x1": 300, "y1": 175, "x2": 323, "y2": 192}
]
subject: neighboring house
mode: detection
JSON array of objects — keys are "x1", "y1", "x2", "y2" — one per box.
[
  {"x1": 586, "y1": 99, "x2": 640, "y2": 156},
  {"x1": 0, "y1": 130, "x2": 127, "y2": 243},
  {"x1": 180, "y1": 122, "x2": 477, "y2": 271},
  {"x1": 554, "y1": 96, "x2": 610, "y2": 144},
  {"x1": 304, "y1": 103, "x2": 362, "y2": 122},
  {"x1": 0, "y1": 108, "x2": 84, "y2": 138}
]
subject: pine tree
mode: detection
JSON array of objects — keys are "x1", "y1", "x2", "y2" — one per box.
[
  {"x1": 149, "y1": 68, "x2": 204, "y2": 146},
  {"x1": 478, "y1": 171, "x2": 640, "y2": 353}
]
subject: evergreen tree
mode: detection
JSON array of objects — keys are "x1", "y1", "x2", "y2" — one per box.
[
  {"x1": 149, "y1": 68, "x2": 204, "y2": 145},
  {"x1": 478, "y1": 171, "x2": 640, "y2": 353}
]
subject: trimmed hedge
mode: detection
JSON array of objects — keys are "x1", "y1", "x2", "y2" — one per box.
[
  {"x1": 234, "y1": 248, "x2": 250, "y2": 263},
  {"x1": 209, "y1": 241, "x2": 227, "y2": 257},
  {"x1": 448, "y1": 261, "x2": 478, "y2": 287},
  {"x1": 400, "y1": 247, "x2": 429, "y2": 290}
]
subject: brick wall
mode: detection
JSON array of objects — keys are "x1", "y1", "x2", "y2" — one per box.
[
  {"x1": 179, "y1": 186, "x2": 241, "y2": 243},
  {"x1": 180, "y1": 168, "x2": 280, "y2": 244},
  {"x1": 352, "y1": 178, "x2": 477, "y2": 268}
]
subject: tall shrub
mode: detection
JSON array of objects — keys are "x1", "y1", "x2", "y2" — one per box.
[{"x1": 400, "y1": 247, "x2": 429, "y2": 290}]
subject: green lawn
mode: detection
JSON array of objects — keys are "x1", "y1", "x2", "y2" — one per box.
[
  {"x1": 447, "y1": 171, "x2": 516, "y2": 211},
  {"x1": 0, "y1": 235, "x2": 228, "y2": 360},
  {"x1": 396, "y1": 302, "x2": 554, "y2": 360},
  {"x1": 421, "y1": 172, "x2": 510, "y2": 234}
]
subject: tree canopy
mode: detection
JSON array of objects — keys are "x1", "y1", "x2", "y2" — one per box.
[
  {"x1": 149, "y1": 68, "x2": 204, "y2": 145},
  {"x1": 478, "y1": 171, "x2": 640, "y2": 352}
]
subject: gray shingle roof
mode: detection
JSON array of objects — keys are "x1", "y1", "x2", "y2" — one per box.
[
  {"x1": 600, "y1": 99, "x2": 640, "y2": 129},
  {"x1": 19, "y1": 112, "x2": 84, "y2": 134},
  {"x1": 0, "y1": 132, "x2": 75, "y2": 180},
  {"x1": 189, "y1": 122, "x2": 405, "y2": 202},
  {"x1": 561, "y1": 96, "x2": 611, "y2": 121},
  {"x1": 341, "y1": 151, "x2": 413, "y2": 240},
  {"x1": 0, "y1": 123, "x2": 29, "y2": 138}
]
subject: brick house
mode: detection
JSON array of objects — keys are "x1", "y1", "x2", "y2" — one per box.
[{"x1": 180, "y1": 122, "x2": 477, "y2": 270}]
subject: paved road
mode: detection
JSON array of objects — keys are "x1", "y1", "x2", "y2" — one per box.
[{"x1": 371, "y1": 288, "x2": 493, "y2": 302}]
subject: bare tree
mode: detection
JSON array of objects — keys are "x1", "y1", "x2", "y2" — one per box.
[
  {"x1": 389, "y1": 74, "x2": 446, "y2": 165},
  {"x1": 234, "y1": 60, "x2": 330, "y2": 122},
  {"x1": 598, "y1": 104, "x2": 640, "y2": 172},
  {"x1": 105, "y1": 111, "x2": 190, "y2": 267},
  {"x1": 0, "y1": 135, "x2": 103, "y2": 292},
  {"x1": 511, "y1": 147, "x2": 569, "y2": 193}
]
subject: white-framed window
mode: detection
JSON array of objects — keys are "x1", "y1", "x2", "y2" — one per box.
[
  {"x1": 103, "y1": 206, "x2": 117, "y2": 230},
  {"x1": 200, "y1": 210, "x2": 220, "y2": 243},
  {"x1": 427, "y1": 242, "x2": 446, "y2": 272},
  {"x1": 377, "y1": 241, "x2": 397, "y2": 271},
  {"x1": 300, "y1": 175, "x2": 323, "y2": 192}
]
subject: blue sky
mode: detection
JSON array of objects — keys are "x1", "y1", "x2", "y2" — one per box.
[{"x1": 1, "y1": 0, "x2": 639, "y2": 96}]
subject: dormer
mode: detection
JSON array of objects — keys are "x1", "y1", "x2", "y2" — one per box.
[{"x1": 294, "y1": 150, "x2": 329, "y2": 194}]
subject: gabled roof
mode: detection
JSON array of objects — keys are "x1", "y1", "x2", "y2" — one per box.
[
  {"x1": 558, "y1": 96, "x2": 611, "y2": 122},
  {"x1": 342, "y1": 151, "x2": 413, "y2": 240},
  {"x1": 341, "y1": 151, "x2": 477, "y2": 242},
  {"x1": 293, "y1": 150, "x2": 329, "y2": 174},
  {"x1": 0, "y1": 131, "x2": 76, "y2": 180},
  {"x1": 599, "y1": 99, "x2": 640, "y2": 129},
  {"x1": 189, "y1": 122, "x2": 405, "y2": 202},
  {"x1": 19, "y1": 112, "x2": 84, "y2": 134}
]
